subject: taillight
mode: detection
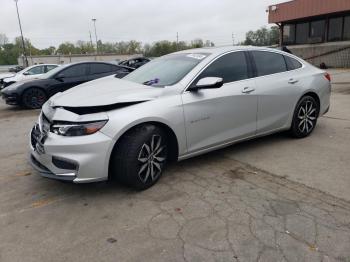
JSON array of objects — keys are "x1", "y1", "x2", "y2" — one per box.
[{"x1": 324, "y1": 72, "x2": 331, "y2": 82}]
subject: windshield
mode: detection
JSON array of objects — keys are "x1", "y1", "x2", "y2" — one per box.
[
  {"x1": 40, "y1": 64, "x2": 67, "y2": 79},
  {"x1": 124, "y1": 53, "x2": 210, "y2": 87}
]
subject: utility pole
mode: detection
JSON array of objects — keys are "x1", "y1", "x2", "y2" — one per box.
[
  {"x1": 176, "y1": 32, "x2": 179, "y2": 50},
  {"x1": 89, "y1": 31, "x2": 93, "y2": 52},
  {"x1": 232, "y1": 33, "x2": 235, "y2": 46},
  {"x1": 92, "y1": 18, "x2": 98, "y2": 54},
  {"x1": 14, "y1": 0, "x2": 28, "y2": 67}
]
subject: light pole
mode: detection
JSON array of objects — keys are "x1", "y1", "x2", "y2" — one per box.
[
  {"x1": 14, "y1": 0, "x2": 28, "y2": 67},
  {"x1": 92, "y1": 18, "x2": 98, "y2": 54}
]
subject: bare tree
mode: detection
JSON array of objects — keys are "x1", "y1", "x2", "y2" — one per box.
[{"x1": 0, "y1": 33, "x2": 9, "y2": 47}]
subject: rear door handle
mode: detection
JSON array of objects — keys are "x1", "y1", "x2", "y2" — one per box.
[
  {"x1": 242, "y1": 87, "x2": 255, "y2": 94},
  {"x1": 288, "y1": 79, "x2": 299, "y2": 84}
]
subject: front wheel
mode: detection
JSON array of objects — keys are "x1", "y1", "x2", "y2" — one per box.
[
  {"x1": 110, "y1": 125, "x2": 168, "y2": 190},
  {"x1": 290, "y1": 95, "x2": 319, "y2": 138},
  {"x1": 21, "y1": 87, "x2": 47, "y2": 109}
]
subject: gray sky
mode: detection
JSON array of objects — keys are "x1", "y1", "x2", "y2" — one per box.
[{"x1": 1, "y1": 0, "x2": 284, "y2": 49}]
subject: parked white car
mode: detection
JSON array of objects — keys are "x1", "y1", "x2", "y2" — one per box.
[
  {"x1": 29, "y1": 46, "x2": 331, "y2": 190},
  {"x1": 2, "y1": 64, "x2": 58, "y2": 88}
]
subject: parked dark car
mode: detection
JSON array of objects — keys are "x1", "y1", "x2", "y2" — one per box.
[
  {"x1": 119, "y1": 57, "x2": 150, "y2": 69},
  {"x1": 1, "y1": 62, "x2": 134, "y2": 109},
  {"x1": 9, "y1": 65, "x2": 24, "y2": 73}
]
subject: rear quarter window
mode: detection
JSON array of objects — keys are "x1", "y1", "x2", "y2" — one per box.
[{"x1": 284, "y1": 56, "x2": 303, "y2": 71}]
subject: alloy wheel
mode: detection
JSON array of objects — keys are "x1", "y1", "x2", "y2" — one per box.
[
  {"x1": 297, "y1": 100, "x2": 317, "y2": 134},
  {"x1": 23, "y1": 88, "x2": 46, "y2": 109},
  {"x1": 137, "y1": 135, "x2": 166, "y2": 184}
]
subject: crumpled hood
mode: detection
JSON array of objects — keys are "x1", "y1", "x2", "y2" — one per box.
[
  {"x1": 50, "y1": 76, "x2": 165, "y2": 107},
  {"x1": 0, "y1": 72, "x2": 15, "y2": 80}
]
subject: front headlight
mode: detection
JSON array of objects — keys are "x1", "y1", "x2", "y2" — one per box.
[{"x1": 51, "y1": 120, "x2": 108, "y2": 136}]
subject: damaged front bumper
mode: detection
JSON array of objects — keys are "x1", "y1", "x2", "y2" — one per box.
[{"x1": 29, "y1": 111, "x2": 115, "y2": 183}]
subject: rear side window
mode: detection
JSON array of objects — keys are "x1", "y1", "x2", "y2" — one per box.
[
  {"x1": 284, "y1": 56, "x2": 302, "y2": 71},
  {"x1": 197, "y1": 52, "x2": 248, "y2": 84},
  {"x1": 45, "y1": 65, "x2": 57, "y2": 72},
  {"x1": 251, "y1": 51, "x2": 287, "y2": 77},
  {"x1": 27, "y1": 66, "x2": 45, "y2": 75},
  {"x1": 90, "y1": 63, "x2": 113, "y2": 75},
  {"x1": 61, "y1": 64, "x2": 87, "y2": 78}
]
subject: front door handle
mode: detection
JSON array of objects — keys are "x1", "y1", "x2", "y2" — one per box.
[
  {"x1": 242, "y1": 87, "x2": 255, "y2": 94},
  {"x1": 288, "y1": 79, "x2": 299, "y2": 84}
]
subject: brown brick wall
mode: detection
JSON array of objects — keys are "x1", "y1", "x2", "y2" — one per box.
[{"x1": 269, "y1": 0, "x2": 350, "y2": 23}]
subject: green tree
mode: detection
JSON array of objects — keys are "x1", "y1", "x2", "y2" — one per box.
[
  {"x1": 57, "y1": 42, "x2": 78, "y2": 55},
  {"x1": 243, "y1": 26, "x2": 280, "y2": 46}
]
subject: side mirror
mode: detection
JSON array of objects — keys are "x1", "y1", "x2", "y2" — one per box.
[
  {"x1": 190, "y1": 77, "x2": 224, "y2": 91},
  {"x1": 23, "y1": 71, "x2": 30, "y2": 76},
  {"x1": 55, "y1": 73, "x2": 65, "y2": 81}
]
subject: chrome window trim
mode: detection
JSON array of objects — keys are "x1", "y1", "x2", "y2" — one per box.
[{"x1": 183, "y1": 49, "x2": 307, "y2": 93}]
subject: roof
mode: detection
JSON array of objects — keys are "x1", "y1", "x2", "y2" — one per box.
[
  {"x1": 268, "y1": 0, "x2": 350, "y2": 23},
  {"x1": 176, "y1": 46, "x2": 285, "y2": 56},
  {"x1": 175, "y1": 46, "x2": 258, "y2": 55}
]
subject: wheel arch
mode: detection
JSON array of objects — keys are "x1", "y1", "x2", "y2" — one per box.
[
  {"x1": 301, "y1": 91, "x2": 321, "y2": 115},
  {"x1": 108, "y1": 121, "x2": 180, "y2": 179}
]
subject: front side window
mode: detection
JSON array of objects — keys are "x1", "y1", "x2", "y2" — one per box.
[
  {"x1": 124, "y1": 53, "x2": 210, "y2": 87},
  {"x1": 283, "y1": 24, "x2": 296, "y2": 44},
  {"x1": 61, "y1": 64, "x2": 87, "y2": 78},
  {"x1": 251, "y1": 51, "x2": 287, "y2": 76},
  {"x1": 328, "y1": 17, "x2": 343, "y2": 41},
  {"x1": 296, "y1": 22, "x2": 309, "y2": 44},
  {"x1": 26, "y1": 66, "x2": 45, "y2": 75},
  {"x1": 196, "y1": 52, "x2": 248, "y2": 84}
]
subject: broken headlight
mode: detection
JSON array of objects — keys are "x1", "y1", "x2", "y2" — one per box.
[{"x1": 51, "y1": 120, "x2": 108, "y2": 136}]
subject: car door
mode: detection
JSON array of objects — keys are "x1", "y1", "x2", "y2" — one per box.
[
  {"x1": 250, "y1": 51, "x2": 303, "y2": 135},
  {"x1": 181, "y1": 51, "x2": 258, "y2": 154},
  {"x1": 51, "y1": 64, "x2": 88, "y2": 93}
]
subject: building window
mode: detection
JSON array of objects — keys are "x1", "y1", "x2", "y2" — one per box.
[
  {"x1": 310, "y1": 20, "x2": 325, "y2": 43},
  {"x1": 328, "y1": 17, "x2": 343, "y2": 41},
  {"x1": 283, "y1": 24, "x2": 295, "y2": 44},
  {"x1": 344, "y1": 16, "x2": 350, "y2": 41},
  {"x1": 296, "y1": 22, "x2": 309, "y2": 44}
]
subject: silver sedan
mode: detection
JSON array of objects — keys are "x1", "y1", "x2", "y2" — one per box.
[{"x1": 29, "y1": 46, "x2": 331, "y2": 190}]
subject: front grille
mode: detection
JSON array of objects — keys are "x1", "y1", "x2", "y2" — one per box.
[
  {"x1": 31, "y1": 124, "x2": 41, "y2": 148},
  {"x1": 40, "y1": 113, "x2": 51, "y2": 133},
  {"x1": 31, "y1": 121, "x2": 46, "y2": 155}
]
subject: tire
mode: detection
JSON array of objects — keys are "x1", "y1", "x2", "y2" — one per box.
[
  {"x1": 110, "y1": 124, "x2": 168, "y2": 190},
  {"x1": 21, "y1": 87, "x2": 47, "y2": 109},
  {"x1": 290, "y1": 95, "x2": 319, "y2": 138}
]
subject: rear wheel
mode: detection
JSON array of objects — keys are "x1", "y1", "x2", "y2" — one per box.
[
  {"x1": 290, "y1": 95, "x2": 319, "y2": 138},
  {"x1": 21, "y1": 87, "x2": 47, "y2": 109},
  {"x1": 110, "y1": 125, "x2": 168, "y2": 190}
]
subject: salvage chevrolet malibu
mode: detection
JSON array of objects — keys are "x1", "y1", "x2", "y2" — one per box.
[{"x1": 29, "y1": 46, "x2": 331, "y2": 190}]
